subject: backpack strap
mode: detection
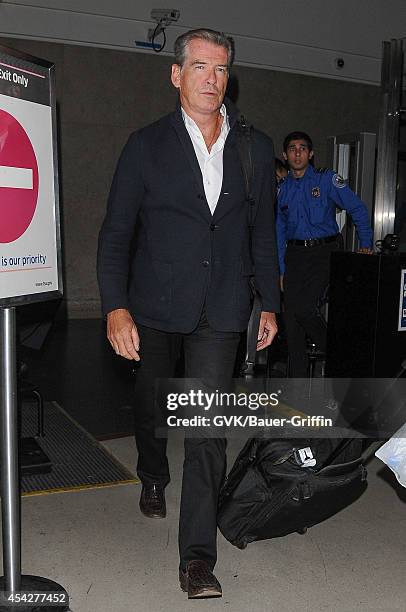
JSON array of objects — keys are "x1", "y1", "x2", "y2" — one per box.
[
  {"x1": 236, "y1": 115, "x2": 262, "y2": 377},
  {"x1": 236, "y1": 115, "x2": 255, "y2": 261}
]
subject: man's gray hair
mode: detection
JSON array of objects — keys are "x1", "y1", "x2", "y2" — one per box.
[{"x1": 174, "y1": 29, "x2": 235, "y2": 69}]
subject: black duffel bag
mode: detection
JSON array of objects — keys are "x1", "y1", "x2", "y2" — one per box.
[{"x1": 218, "y1": 437, "x2": 367, "y2": 549}]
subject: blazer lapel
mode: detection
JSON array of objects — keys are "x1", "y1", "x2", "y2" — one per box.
[
  {"x1": 170, "y1": 110, "x2": 213, "y2": 221},
  {"x1": 212, "y1": 128, "x2": 244, "y2": 222}
]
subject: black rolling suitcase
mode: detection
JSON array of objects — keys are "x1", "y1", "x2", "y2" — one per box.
[{"x1": 218, "y1": 437, "x2": 367, "y2": 549}]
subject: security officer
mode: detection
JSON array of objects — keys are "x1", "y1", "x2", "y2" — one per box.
[{"x1": 276, "y1": 131, "x2": 373, "y2": 377}]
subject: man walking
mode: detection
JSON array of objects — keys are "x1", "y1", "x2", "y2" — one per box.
[{"x1": 97, "y1": 29, "x2": 279, "y2": 597}]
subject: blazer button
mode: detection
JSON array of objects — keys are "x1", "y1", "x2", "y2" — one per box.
[
  {"x1": 202, "y1": 260, "x2": 210, "y2": 267},
  {"x1": 210, "y1": 224, "x2": 219, "y2": 231}
]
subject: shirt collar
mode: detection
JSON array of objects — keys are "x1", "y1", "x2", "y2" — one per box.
[
  {"x1": 288, "y1": 164, "x2": 316, "y2": 181},
  {"x1": 181, "y1": 104, "x2": 229, "y2": 143}
]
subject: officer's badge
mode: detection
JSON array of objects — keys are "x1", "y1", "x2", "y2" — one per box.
[
  {"x1": 332, "y1": 173, "x2": 347, "y2": 188},
  {"x1": 311, "y1": 187, "x2": 321, "y2": 198}
]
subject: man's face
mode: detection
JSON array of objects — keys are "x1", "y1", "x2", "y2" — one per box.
[
  {"x1": 171, "y1": 39, "x2": 229, "y2": 117},
  {"x1": 283, "y1": 139, "x2": 314, "y2": 173}
]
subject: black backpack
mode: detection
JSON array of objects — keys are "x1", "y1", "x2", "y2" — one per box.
[{"x1": 217, "y1": 437, "x2": 367, "y2": 549}]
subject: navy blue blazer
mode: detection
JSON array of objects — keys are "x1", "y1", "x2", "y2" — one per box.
[{"x1": 97, "y1": 100, "x2": 280, "y2": 333}]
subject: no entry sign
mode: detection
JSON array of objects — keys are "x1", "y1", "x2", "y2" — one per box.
[
  {"x1": 0, "y1": 109, "x2": 39, "y2": 243},
  {"x1": 0, "y1": 46, "x2": 62, "y2": 305}
]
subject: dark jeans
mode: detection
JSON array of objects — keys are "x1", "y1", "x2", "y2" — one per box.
[
  {"x1": 284, "y1": 237, "x2": 342, "y2": 377},
  {"x1": 133, "y1": 313, "x2": 240, "y2": 570}
]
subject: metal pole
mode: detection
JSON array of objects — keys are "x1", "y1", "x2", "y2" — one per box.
[
  {"x1": 0, "y1": 307, "x2": 21, "y2": 592},
  {"x1": 374, "y1": 39, "x2": 403, "y2": 242}
]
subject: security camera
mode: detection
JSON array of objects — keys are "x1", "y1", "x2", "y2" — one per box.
[
  {"x1": 334, "y1": 57, "x2": 345, "y2": 69},
  {"x1": 151, "y1": 9, "x2": 180, "y2": 25}
]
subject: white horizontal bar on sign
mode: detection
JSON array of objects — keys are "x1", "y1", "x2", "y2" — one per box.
[{"x1": 0, "y1": 166, "x2": 33, "y2": 189}]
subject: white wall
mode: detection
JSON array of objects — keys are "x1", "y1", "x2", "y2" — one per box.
[{"x1": 1, "y1": 0, "x2": 405, "y2": 85}]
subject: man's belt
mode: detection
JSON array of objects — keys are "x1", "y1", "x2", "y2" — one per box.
[{"x1": 287, "y1": 234, "x2": 339, "y2": 248}]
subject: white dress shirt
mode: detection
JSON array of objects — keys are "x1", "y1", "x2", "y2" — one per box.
[{"x1": 182, "y1": 104, "x2": 230, "y2": 215}]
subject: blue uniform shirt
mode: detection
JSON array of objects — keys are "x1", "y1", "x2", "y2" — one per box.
[{"x1": 276, "y1": 165, "x2": 373, "y2": 273}]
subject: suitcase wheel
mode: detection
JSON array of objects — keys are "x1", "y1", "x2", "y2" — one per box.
[{"x1": 297, "y1": 527, "x2": 308, "y2": 535}]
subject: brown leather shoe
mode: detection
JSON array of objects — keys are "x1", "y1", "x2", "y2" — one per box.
[
  {"x1": 179, "y1": 560, "x2": 222, "y2": 599},
  {"x1": 139, "y1": 483, "x2": 166, "y2": 518}
]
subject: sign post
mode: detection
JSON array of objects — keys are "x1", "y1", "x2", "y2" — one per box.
[
  {"x1": 0, "y1": 45, "x2": 68, "y2": 611},
  {"x1": 1, "y1": 307, "x2": 20, "y2": 594}
]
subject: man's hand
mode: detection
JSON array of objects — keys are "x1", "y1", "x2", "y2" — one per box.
[
  {"x1": 107, "y1": 308, "x2": 140, "y2": 361},
  {"x1": 257, "y1": 311, "x2": 278, "y2": 351},
  {"x1": 357, "y1": 247, "x2": 374, "y2": 255}
]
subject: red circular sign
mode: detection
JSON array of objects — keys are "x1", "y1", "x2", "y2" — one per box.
[{"x1": 0, "y1": 109, "x2": 39, "y2": 243}]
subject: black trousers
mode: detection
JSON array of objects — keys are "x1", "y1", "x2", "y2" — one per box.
[
  {"x1": 133, "y1": 313, "x2": 240, "y2": 570},
  {"x1": 284, "y1": 237, "x2": 342, "y2": 377}
]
